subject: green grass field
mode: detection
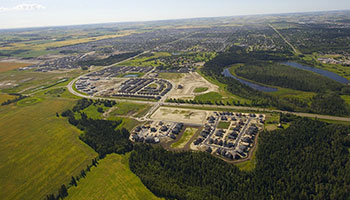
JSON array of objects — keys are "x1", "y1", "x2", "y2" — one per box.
[
  {"x1": 66, "y1": 153, "x2": 160, "y2": 200},
  {"x1": 235, "y1": 147, "x2": 257, "y2": 171},
  {"x1": 195, "y1": 92, "x2": 223, "y2": 102},
  {"x1": 217, "y1": 121, "x2": 231, "y2": 129},
  {"x1": 109, "y1": 102, "x2": 151, "y2": 117},
  {"x1": 197, "y1": 70, "x2": 251, "y2": 104},
  {"x1": 0, "y1": 98, "x2": 97, "y2": 200},
  {"x1": 0, "y1": 93, "x2": 16, "y2": 104},
  {"x1": 171, "y1": 128, "x2": 198, "y2": 149},
  {"x1": 193, "y1": 87, "x2": 209, "y2": 93}
]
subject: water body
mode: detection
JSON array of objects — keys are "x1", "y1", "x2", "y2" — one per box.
[
  {"x1": 283, "y1": 61, "x2": 349, "y2": 84},
  {"x1": 124, "y1": 74, "x2": 139, "y2": 78},
  {"x1": 222, "y1": 68, "x2": 278, "y2": 92}
]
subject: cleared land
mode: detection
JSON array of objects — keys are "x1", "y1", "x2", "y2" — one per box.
[
  {"x1": 151, "y1": 107, "x2": 208, "y2": 125},
  {"x1": 66, "y1": 154, "x2": 160, "y2": 200},
  {"x1": 0, "y1": 62, "x2": 32, "y2": 73},
  {"x1": 171, "y1": 127, "x2": 198, "y2": 149},
  {"x1": 167, "y1": 72, "x2": 219, "y2": 99},
  {"x1": 0, "y1": 98, "x2": 97, "y2": 200}
]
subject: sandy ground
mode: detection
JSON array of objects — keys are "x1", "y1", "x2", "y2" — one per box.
[
  {"x1": 150, "y1": 107, "x2": 209, "y2": 125},
  {"x1": 168, "y1": 72, "x2": 219, "y2": 99}
]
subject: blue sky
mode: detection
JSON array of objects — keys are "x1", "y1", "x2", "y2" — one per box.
[{"x1": 0, "y1": 0, "x2": 349, "y2": 29}]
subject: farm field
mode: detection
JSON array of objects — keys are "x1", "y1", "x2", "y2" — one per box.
[
  {"x1": 66, "y1": 153, "x2": 160, "y2": 200},
  {"x1": 0, "y1": 62, "x2": 32, "y2": 73},
  {"x1": 171, "y1": 127, "x2": 198, "y2": 149},
  {"x1": 0, "y1": 97, "x2": 97, "y2": 200},
  {"x1": 0, "y1": 69, "x2": 82, "y2": 94}
]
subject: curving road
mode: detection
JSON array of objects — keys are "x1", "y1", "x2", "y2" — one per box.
[{"x1": 67, "y1": 52, "x2": 350, "y2": 123}]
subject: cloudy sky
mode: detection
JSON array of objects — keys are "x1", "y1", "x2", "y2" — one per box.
[{"x1": 1, "y1": 0, "x2": 350, "y2": 29}]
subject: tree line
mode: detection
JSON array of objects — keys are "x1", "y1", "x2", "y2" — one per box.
[
  {"x1": 200, "y1": 45, "x2": 350, "y2": 116},
  {"x1": 129, "y1": 116, "x2": 350, "y2": 200}
]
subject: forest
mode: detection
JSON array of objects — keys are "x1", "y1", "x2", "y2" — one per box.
[
  {"x1": 234, "y1": 63, "x2": 343, "y2": 92},
  {"x1": 61, "y1": 98, "x2": 132, "y2": 157},
  {"x1": 201, "y1": 45, "x2": 350, "y2": 116},
  {"x1": 129, "y1": 117, "x2": 350, "y2": 200}
]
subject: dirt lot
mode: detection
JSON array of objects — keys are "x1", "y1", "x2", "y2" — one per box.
[
  {"x1": 150, "y1": 107, "x2": 209, "y2": 125},
  {"x1": 0, "y1": 62, "x2": 32, "y2": 73},
  {"x1": 167, "y1": 72, "x2": 219, "y2": 99}
]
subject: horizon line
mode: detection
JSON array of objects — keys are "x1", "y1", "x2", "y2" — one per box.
[{"x1": 1, "y1": 8, "x2": 349, "y2": 31}]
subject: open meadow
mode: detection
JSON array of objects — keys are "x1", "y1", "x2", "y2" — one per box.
[
  {"x1": 66, "y1": 154, "x2": 160, "y2": 200},
  {"x1": 0, "y1": 97, "x2": 97, "y2": 200}
]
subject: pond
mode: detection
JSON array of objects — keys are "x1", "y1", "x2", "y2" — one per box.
[
  {"x1": 283, "y1": 62, "x2": 349, "y2": 84},
  {"x1": 222, "y1": 68, "x2": 278, "y2": 92},
  {"x1": 123, "y1": 74, "x2": 139, "y2": 78}
]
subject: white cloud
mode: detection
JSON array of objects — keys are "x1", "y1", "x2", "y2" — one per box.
[{"x1": 0, "y1": 4, "x2": 46, "y2": 12}]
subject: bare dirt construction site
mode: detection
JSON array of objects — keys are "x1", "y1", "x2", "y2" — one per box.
[
  {"x1": 150, "y1": 107, "x2": 209, "y2": 125},
  {"x1": 167, "y1": 72, "x2": 219, "y2": 99},
  {"x1": 0, "y1": 62, "x2": 33, "y2": 73}
]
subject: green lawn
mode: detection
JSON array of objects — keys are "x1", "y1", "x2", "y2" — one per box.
[
  {"x1": 66, "y1": 153, "x2": 160, "y2": 200},
  {"x1": 0, "y1": 97, "x2": 97, "y2": 200},
  {"x1": 217, "y1": 121, "x2": 231, "y2": 129},
  {"x1": 109, "y1": 102, "x2": 151, "y2": 117},
  {"x1": 195, "y1": 92, "x2": 223, "y2": 102},
  {"x1": 171, "y1": 128, "x2": 198, "y2": 149},
  {"x1": 193, "y1": 87, "x2": 208, "y2": 93},
  {"x1": 235, "y1": 147, "x2": 258, "y2": 171},
  {"x1": 74, "y1": 104, "x2": 109, "y2": 120}
]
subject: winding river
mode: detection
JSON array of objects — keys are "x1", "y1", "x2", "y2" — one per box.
[
  {"x1": 222, "y1": 68, "x2": 278, "y2": 92},
  {"x1": 283, "y1": 62, "x2": 349, "y2": 84}
]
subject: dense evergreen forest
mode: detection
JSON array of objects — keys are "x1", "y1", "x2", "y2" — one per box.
[
  {"x1": 61, "y1": 98, "x2": 132, "y2": 157},
  {"x1": 130, "y1": 117, "x2": 350, "y2": 200},
  {"x1": 234, "y1": 63, "x2": 343, "y2": 92},
  {"x1": 201, "y1": 46, "x2": 350, "y2": 116}
]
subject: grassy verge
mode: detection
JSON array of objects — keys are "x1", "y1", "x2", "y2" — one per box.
[
  {"x1": 193, "y1": 87, "x2": 209, "y2": 93},
  {"x1": 171, "y1": 128, "x2": 198, "y2": 149}
]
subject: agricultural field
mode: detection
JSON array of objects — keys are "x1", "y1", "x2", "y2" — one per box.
[
  {"x1": 66, "y1": 154, "x2": 160, "y2": 200},
  {"x1": 0, "y1": 69, "x2": 82, "y2": 94},
  {"x1": 0, "y1": 97, "x2": 97, "y2": 200},
  {"x1": 0, "y1": 62, "x2": 33, "y2": 73},
  {"x1": 171, "y1": 127, "x2": 198, "y2": 149}
]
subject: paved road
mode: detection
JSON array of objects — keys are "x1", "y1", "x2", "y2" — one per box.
[
  {"x1": 269, "y1": 24, "x2": 300, "y2": 55},
  {"x1": 66, "y1": 49, "x2": 350, "y2": 123}
]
